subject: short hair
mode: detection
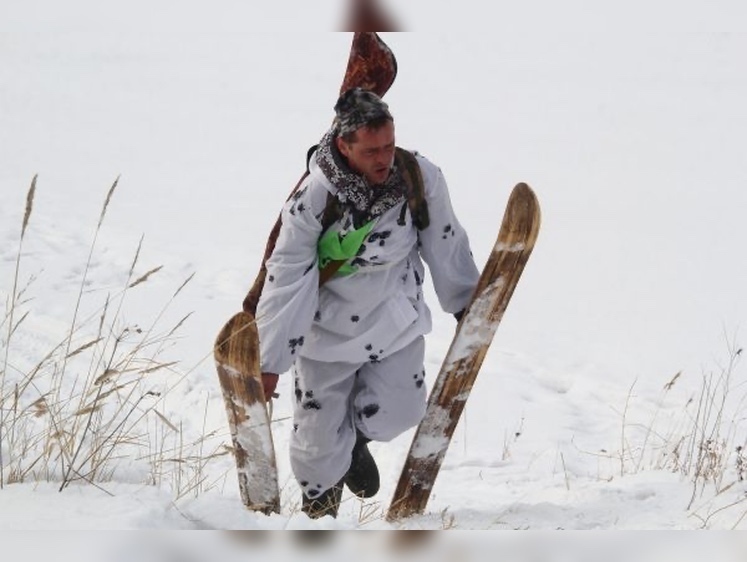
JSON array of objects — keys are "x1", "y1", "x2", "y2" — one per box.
[{"x1": 338, "y1": 115, "x2": 394, "y2": 144}]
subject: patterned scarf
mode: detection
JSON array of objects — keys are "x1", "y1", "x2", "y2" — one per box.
[{"x1": 315, "y1": 127, "x2": 406, "y2": 229}]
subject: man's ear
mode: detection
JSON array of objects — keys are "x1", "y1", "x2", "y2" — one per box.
[{"x1": 335, "y1": 136, "x2": 350, "y2": 158}]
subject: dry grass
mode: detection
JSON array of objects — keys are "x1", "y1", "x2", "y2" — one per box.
[
  {"x1": 0, "y1": 176, "x2": 221, "y2": 500},
  {"x1": 592, "y1": 333, "x2": 747, "y2": 527}
]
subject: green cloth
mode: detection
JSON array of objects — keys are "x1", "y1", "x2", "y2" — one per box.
[{"x1": 317, "y1": 220, "x2": 375, "y2": 276}]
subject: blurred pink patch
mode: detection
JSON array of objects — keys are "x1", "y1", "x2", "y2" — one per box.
[{"x1": 340, "y1": 0, "x2": 404, "y2": 31}]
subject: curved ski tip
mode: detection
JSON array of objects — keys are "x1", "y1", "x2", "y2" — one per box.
[
  {"x1": 509, "y1": 182, "x2": 542, "y2": 230},
  {"x1": 513, "y1": 182, "x2": 540, "y2": 204},
  {"x1": 214, "y1": 311, "x2": 257, "y2": 350},
  {"x1": 513, "y1": 182, "x2": 534, "y2": 196}
]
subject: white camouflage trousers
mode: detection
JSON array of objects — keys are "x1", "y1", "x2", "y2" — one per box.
[{"x1": 290, "y1": 336, "x2": 427, "y2": 499}]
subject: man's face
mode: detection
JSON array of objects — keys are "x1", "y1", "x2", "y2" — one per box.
[{"x1": 336, "y1": 120, "x2": 396, "y2": 185}]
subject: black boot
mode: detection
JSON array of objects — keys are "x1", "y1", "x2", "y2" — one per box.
[
  {"x1": 344, "y1": 431, "x2": 380, "y2": 498},
  {"x1": 301, "y1": 479, "x2": 344, "y2": 519}
]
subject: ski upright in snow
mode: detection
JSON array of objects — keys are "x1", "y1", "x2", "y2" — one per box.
[
  {"x1": 215, "y1": 32, "x2": 397, "y2": 514},
  {"x1": 214, "y1": 312, "x2": 279, "y2": 514},
  {"x1": 387, "y1": 182, "x2": 541, "y2": 521}
]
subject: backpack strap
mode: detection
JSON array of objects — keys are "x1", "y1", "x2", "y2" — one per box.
[
  {"x1": 318, "y1": 191, "x2": 346, "y2": 286},
  {"x1": 311, "y1": 143, "x2": 351, "y2": 285},
  {"x1": 305, "y1": 144, "x2": 318, "y2": 172},
  {"x1": 394, "y1": 147, "x2": 429, "y2": 230}
]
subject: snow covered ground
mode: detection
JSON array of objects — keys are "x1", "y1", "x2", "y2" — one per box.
[{"x1": 2, "y1": 28, "x2": 747, "y2": 550}]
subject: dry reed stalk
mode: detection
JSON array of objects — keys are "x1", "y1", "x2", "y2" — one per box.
[
  {"x1": 55, "y1": 177, "x2": 121, "y2": 469},
  {"x1": 1, "y1": 175, "x2": 38, "y2": 488}
]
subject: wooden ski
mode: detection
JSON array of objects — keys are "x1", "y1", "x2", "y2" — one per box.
[
  {"x1": 387, "y1": 182, "x2": 541, "y2": 521},
  {"x1": 214, "y1": 312, "x2": 279, "y2": 514}
]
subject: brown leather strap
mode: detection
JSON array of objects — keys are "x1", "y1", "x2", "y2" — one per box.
[{"x1": 318, "y1": 256, "x2": 348, "y2": 287}]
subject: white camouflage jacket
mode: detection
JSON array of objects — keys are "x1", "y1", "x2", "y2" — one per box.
[{"x1": 256, "y1": 150, "x2": 480, "y2": 375}]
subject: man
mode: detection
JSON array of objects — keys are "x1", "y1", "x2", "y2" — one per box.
[{"x1": 256, "y1": 88, "x2": 480, "y2": 518}]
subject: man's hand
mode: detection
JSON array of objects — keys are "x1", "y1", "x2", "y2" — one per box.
[{"x1": 261, "y1": 372, "x2": 279, "y2": 402}]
